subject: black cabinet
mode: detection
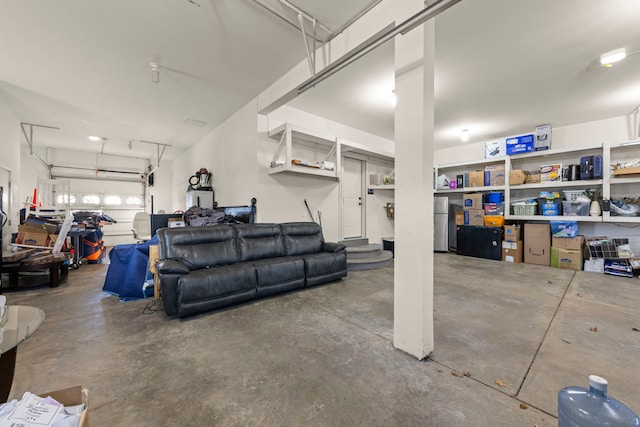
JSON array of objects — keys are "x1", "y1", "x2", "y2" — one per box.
[{"x1": 456, "y1": 225, "x2": 503, "y2": 261}]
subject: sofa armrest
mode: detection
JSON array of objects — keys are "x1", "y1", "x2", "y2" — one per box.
[
  {"x1": 156, "y1": 259, "x2": 191, "y2": 274},
  {"x1": 322, "y1": 242, "x2": 346, "y2": 253}
]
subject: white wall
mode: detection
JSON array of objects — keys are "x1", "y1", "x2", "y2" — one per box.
[
  {"x1": 0, "y1": 96, "x2": 22, "y2": 249},
  {"x1": 170, "y1": 100, "x2": 258, "y2": 214},
  {"x1": 260, "y1": 105, "x2": 396, "y2": 243},
  {"x1": 435, "y1": 115, "x2": 631, "y2": 165}
]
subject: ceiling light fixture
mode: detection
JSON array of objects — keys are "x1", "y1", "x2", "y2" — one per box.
[
  {"x1": 600, "y1": 48, "x2": 626, "y2": 67},
  {"x1": 88, "y1": 135, "x2": 102, "y2": 142},
  {"x1": 150, "y1": 62, "x2": 160, "y2": 83},
  {"x1": 461, "y1": 129, "x2": 470, "y2": 142}
]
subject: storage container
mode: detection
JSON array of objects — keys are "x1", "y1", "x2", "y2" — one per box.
[
  {"x1": 512, "y1": 204, "x2": 537, "y2": 216},
  {"x1": 563, "y1": 190, "x2": 588, "y2": 201},
  {"x1": 483, "y1": 215, "x2": 504, "y2": 227},
  {"x1": 562, "y1": 201, "x2": 590, "y2": 216},
  {"x1": 487, "y1": 192, "x2": 503, "y2": 203}
]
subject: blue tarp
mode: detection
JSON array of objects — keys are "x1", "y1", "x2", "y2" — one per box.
[{"x1": 102, "y1": 235, "x2": 159, "y2": 301}]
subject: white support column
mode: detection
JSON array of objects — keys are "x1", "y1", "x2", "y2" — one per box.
[{"x1": 393, "y1": 9, "x2": 435, "y2": 359}]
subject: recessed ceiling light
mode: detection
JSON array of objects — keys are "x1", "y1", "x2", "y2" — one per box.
[
  {"x1": 600, "y1": 48, "x2": 626, "y2": 67},
  {"x1": 88, "y1": 135, "x2": 102, "y2": 142},
  {"x1": 461, "y1": 129, "x2": 470, "y2": 142}
]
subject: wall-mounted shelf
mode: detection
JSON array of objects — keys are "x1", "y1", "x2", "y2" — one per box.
[
  {"x1": 510, "y1": 179, "x2": 603, "y2": 190},
  {"x1": 268, "y1": 123, "x2": 340, "y2": 180},
  {"x1": 369, "y1": 185, "x2": 395, "y2": 190}
]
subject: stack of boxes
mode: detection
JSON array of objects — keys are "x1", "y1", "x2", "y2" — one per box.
[
  {"x1": 16, "y1": 217, "x2": 59, "y2": 247},
  {"x1": 502, "y1": 224, "x2": 523, "y2": 263},
  {"x1": 551, "y1": 236, "x2": 584, "y2": 270},
  {"x1": 463, "y1": 193, "x2": 484, "y2": 225}
]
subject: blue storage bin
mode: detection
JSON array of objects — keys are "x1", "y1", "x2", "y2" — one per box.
[{"x1": 551, "y1": 220, "x2": 578, "y2": 237}]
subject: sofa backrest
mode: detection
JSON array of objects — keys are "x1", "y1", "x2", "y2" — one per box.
[
  {"x1": 236, "y1": 223, "x2": 285, "y2": 261},
  {"x1": 280, "y1": 222, "x2": 324, "y2": 256},
  {"x1": 158, "y1": 226, "x2": 239, "y2": 269}
]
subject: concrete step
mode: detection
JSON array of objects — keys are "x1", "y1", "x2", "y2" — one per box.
[
  {"x1": 339, "y1": 238, "x2": 369, "y2": 247},
  {"x1": 346, "y1": 243, "x2": 383, "y2": 259},
  {"x1": 347, "y1": 250, "x2": 394, "y2": 271}
]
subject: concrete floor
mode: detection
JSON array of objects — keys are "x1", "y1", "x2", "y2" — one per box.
[{"x1": 3, "y1": 253, "x2": 640, "y2": 426}]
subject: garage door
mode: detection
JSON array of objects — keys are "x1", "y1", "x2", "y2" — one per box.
[{"x1": 57, "y1": 177, "x2": 146, "y2": 247}]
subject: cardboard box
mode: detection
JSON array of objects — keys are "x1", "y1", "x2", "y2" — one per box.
[
  {"x1": 552, "y1": 236, "x2": 584, "y2": 251},
  {"x1": 525, "y1": 171, "x2": 541, "y2": 184},
  {"x1": 535, "y1": 124, "x2": 551, "y2": 151},
  {"x1": 524, "y1": 223, "x2": 550, "y2": 266},
  {"x1": 604, "y1": 258, "x2": 633, "y2": 278},
  {"x1": 38, "y1": 385, "x2": 88, "y2": 427},
  {"x1": 23, "y1": 218, "x2": 58, "y2": 234},
  {"x1": 469, "y1": 171, "x2": 485, "y2": 187},
  {"x1": 551, "y1": 247, "x2": 583, "y2": 271},
  {"x1": 504, "y1": 224, "x2": 522, "y2": 242},
  {"x1": 509, "y1": 169, "x2": 528, "y2": 185},
  {"x1": 484, "y1": 165, "x2": 506, "y2": 186},
  {"x1": 483, "y1": 203, "x2": 504, "y2": 215},
  {"x1": 584, "y1": 258, "x2": 604, "y2": 273},
  {"x1": 16, "y1": 230, "x2": 50, "y2": 247},
  {"x1": 540, "y1": 163, "x2": 562, "y2": 182},
  {"x1": 463, "y1": 193, "x2": 483, "y2": 210},
  {"x1": 502, "y1": 240, "x2": 523, "y2": 263},
  {"x1": 463, "y1": 209, "x2": 484, "y2": 226},
  {"x1": 506, "y1": 134, "x2": 535, "y2": 155},
  {"x1": 455, "y1": 212, "x2": 464, "y2": 225}
]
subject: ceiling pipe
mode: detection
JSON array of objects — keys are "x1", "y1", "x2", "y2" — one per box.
[
  {"x1": 296, "y1": 0, "x2": 462, "y2": 94},
  {"x1": 250, "y1": 0, "x2": 327, "y2": 43}
]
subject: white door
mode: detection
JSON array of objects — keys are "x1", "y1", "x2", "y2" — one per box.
[{"x1": 342, "y1": 157, "x2": 364, "y2": 239}]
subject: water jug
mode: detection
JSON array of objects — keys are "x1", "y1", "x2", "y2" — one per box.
[{"x1": 558, "y1": 375, "x2": 640, "y2": 426}]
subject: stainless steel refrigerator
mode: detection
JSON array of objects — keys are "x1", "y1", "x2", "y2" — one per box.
[{"x1": 434, "y1": 196, "x2": 449, "y2": 252}]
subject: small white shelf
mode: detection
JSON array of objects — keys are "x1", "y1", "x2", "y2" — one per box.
[
  {"x1": 507, "y1": 215, "x2": 603, "y2": 222},
  {"x1": 603, "y1": 215, "x2": 640, "y2": 223},
  {"x1": 435, "y1": 185, "x2": 505, "y2": 194},
  {"x1": 269, "y1": 163, "x2": 338, "y2": 179},
  {"x1": 510, "y1": 179, "x2": 603, "y2": 190},
  {"x1": 610, "y1": 177, "x2": 640, "y2": 185},
  {"x1": 369, "y1": 185, "x2": 395, "y2": 190}
]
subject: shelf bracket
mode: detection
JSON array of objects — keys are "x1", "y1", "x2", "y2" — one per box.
[
  {"x1": 271, "y1": 128, "x2": 288, "y2": 164},
  {"x1": 20, "y1": 122, "x2": 58, "y2": 170}
]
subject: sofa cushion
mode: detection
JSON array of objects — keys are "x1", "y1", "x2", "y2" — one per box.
[
  {"x1": 250, "y1": 256, "x2": 305, "y2": 297},
  {"x1": 158, "y1": 226, "x2": 239, "y2": 269},
  {"x1": 236, "y1": 223, "x2": 285, "y2": 261},
  {"x1": 280, "y1": 222, "x2": 324, "y2": 256},
  {"x1": 303, "y1": 252, "x2": 347, "y2": 287},
  {"x1": 177, "y1": 263, "x2": 257, "y2": 305}
]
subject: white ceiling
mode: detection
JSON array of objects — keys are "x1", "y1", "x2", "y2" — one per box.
[
  {"x1": 291, "y1": 0, "x2": 640, "y2": 147},
  {"x1": 1, "y1": 0, "x2": 640, "y2": 162}
]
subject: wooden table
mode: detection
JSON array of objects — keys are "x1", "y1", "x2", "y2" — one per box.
[{"x1": 1, "y1": 251, "x2": 70, "y2": 289}]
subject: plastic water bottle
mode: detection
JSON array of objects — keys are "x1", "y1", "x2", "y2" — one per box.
[{"x1": 558, "y1": 375, "x2": 640, "y2": 426}]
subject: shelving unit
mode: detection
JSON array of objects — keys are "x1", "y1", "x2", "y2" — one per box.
[
  {"x1": 369, "y1": 185, "x2": 395, "y2": 190},
  {"x1": 602, "y1": 140, "x2": 640, "y2": 223},
  {"x1": 268, "y1": 123, "x2": 340, "y2": 179},
  {"x1": 434, "y1": 141, "x2": 640, "y2": 224}
]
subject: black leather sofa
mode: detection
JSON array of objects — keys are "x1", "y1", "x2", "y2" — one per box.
[{"x1": 156, "y1": 222, "x2": 347, "y2": 318}]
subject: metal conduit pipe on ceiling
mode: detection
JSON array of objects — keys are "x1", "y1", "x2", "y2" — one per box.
[{"x1": 296, "y1": 0, "x2": 462, "y2": 94}]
